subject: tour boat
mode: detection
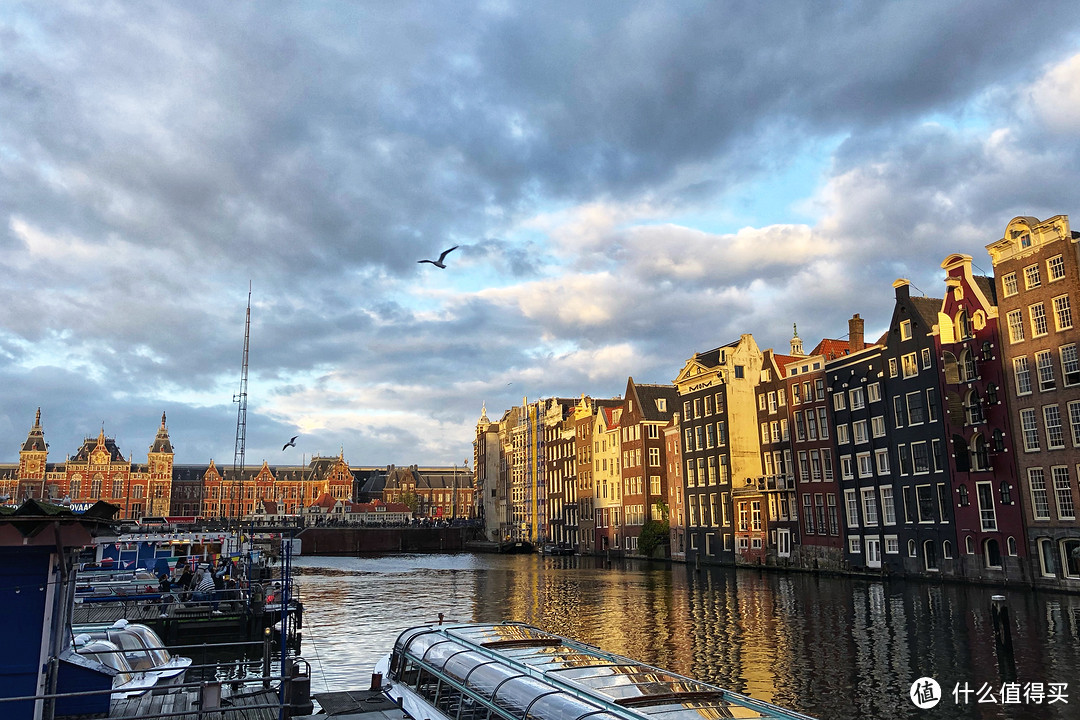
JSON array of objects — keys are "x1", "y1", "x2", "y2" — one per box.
[{"x1": 378, "y1": 622, "x2": 818, "y2": 720}]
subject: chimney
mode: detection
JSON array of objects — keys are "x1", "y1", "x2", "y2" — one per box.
[{"x1": 849, "y1": 313, "x2": 865, "y2": 352}]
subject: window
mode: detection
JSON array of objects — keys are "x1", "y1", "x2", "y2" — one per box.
[
  {"x1": 1029, "y1": 468, "x2": 1050, "y2": 519},
  {"x1": 867, "y1": 383, "x2": 881, "y2": 403},
  {"x1": 1014, "y1": 356, "x2": 1032, "y2": 395},
  {"x1": 1063, "y1": 539, "x2": 1080, "y2": 579},
  {"x1": 912, "y1": 442, "x2": 930, "y2": 474},
  {"x1": 1069, "y1": 400, "x2": 1080, "y2": 446},
  {"x1": 833, "y1": 391, "x2": 845, "y2": 411},
  {"x1": 810, "y1": 450, "x2": 823, "y2": 481},
  {"x1": 758, "y1": 394, "x2": 766, "y2": 411},
  {"x1": 917, "y1": 485, "x2": 935, "y2": 522},
  {"x1": 1007, "y1": 309, "x2": 1025, "y2": 343},
  {"x1": 893, "y1": 396, "x2": 904, "y2": 427},
  {"x1": 921, "y1": 347, "x2": 932, "y2": 369},
  {"x1": 827, "y1": 494, "x2": 839, "y2": 535},
  {"x1": 1020, "y1": 408, "x2": 1040, "y2": 451},
  {"x1": 1003, "y1": 272, "x2": 1018, "y2": 296},
  {"x1": 1053, "y1": 467, "x2": 1075, "y2": 520},
  {"x1": 966, "y1": 389, "x2": 984, "y2": 426},
  {"x1": 794, "y1": 411, "x2": 806, "y2": 441},
  {"x1": 1000, "y1": 481, "x2": 1012, "y2": 505},
  {"x1": 976, "y1": 482, "x2": 997, "y2": 532},
  {"x1": 849, "y1": 537, "x2": 862, "y2": 554},
  {"x1": 943, "y1": 540, "x2": 953, "y2": 560},
  {"x1": 822, "y1": 449, "x2": 833, "y2": 481},
  {"x1": 853, "y1": 420, "x2": 868, "y2": 444},
  {"x1": 845, "y1": 490, "x2": 859, "y2": 528},
  {"x1": 1045, "y1": 405, "x2": 1065, "y2": 449},
  {"x1": 861, "y1": 488, "x2": 878, "y2": 525},
  {"x1": 857, "y1": 452, "x2": 873, "y2": 478},
  {"x1": 871, "y1": 416, "x2": 886, "y2": 438},
  {"x1": 908, "y1": 539, "x2": 917, "y2": 557},
  {"x1": 836, "y1": 424, "x2": 850, "y2": 444},
  {"x1": 1024, "y1": 263, "x2": 1042, "y2": 289},
  {"x1": 900, "y1": 320, "x2": 912, "y2": 340},
  {"x1": 816, "y1": 379, "x2": 825, "y2": 401},
  {"x1": 898, "y1": 444, "x2": 911, "y2": 475},
  {"x1": 1048, "y1": 254, "x2": 1066, "y2": 282},
  {"x1": 767, "y1": 391, "x2": 777, "y2": 413},
  {"x1": 875, "y1": 449, "x2": 891, "y2": 474},
  {"x1": 888, "y1": 357, "x2": 898, "y2": 378},
  {"x1": 803, "y1": 494, "x2": 815, "y2": 534},
  {"x1": 926, "y1": 387, "x2": 938, "y2": 422},
  {"x1": 1053, "y1": 295, "x2": 1073, "y2": 331},
  {"x1": 906, "y1": 391, "x2": 926, "y2": 425},
  {"x1": 849, "y1": 387, "x2": 866, "y2": 410},
  {"x1": 1037, "y1": 350, "x2": 1056, "y2": 391},
  {"x1": 806, "y1": 412, "x2": 818, "y2": 440},
  {"x1": 880, "y1": 487, "x2": 896, "y2": 525},
  {"x1": 792, "y1": 383, "x2": 801, "y2": 405},
  {"x1": 649, "y1": 447, "x2": 661, "y2": 466},
  {"x1": 1031, "y1": 303, "x2": 1049, "y2": 337},
  {"x1": 902, "y1": 353, "x2": 918, "y2": 378},
  {"x1": 1062, "y1": 345, "x2": 1080, "y2": 387},
  {"x1": 885, "y1": 536, "x2": 899, "y2": 554},
  {"x1": 840, "y1": 455, "x2": 854, "y2": 480}
]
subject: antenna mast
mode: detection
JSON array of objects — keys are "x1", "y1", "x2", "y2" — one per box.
[{"x1": 232, "y1": 282, "x2": 252, "y2": 520}]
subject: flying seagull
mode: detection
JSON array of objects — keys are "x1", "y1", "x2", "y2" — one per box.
[
  {"x1": 418, "y1": 245, "x2": 459, "y2": 269},
  {"x1": 282, "y1": 436, "x2": 298, "y2": 451}
]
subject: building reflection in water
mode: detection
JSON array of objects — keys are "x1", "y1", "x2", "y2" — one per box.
[{"x1": 295, "y1": 554, "x2": 1080, "y2": 720}]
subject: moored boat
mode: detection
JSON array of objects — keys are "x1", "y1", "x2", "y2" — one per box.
[
  {"x1": 71, "y1": 619, "x2": 192, "y2": 685},
  {"x1": 377, "y1": 622, "x2": 817, "y2": 720}
]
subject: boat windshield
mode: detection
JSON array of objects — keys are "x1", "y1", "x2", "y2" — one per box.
[
  {"x1": 80, "y1": 640, "x2": 135, "y2": 685},
  {"x1": 390, "y1": 623, "x2": 814, "y2": 720},
  {"x1": 124, "y1": 624, "x2": 172, "y2": 666}
]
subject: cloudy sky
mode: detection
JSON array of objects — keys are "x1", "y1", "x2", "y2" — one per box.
[{"x1": 3, "y1": 2, "x2": 1080, "y2": 467}]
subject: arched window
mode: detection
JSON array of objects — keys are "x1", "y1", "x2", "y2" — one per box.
[
  {"x1": 986, "y1": 383, "x2": 999, "y2": 406},
  {"x1": 908, "y1": 539, "x2": 917, "y2": 557},
  {"x1": 1062, "y1": 539, "x2": 1080, "y2": 579},
  {"x1": 924, "y1": 540, "x2": 939, "y2": 570},
  {"x1": 942, "y1": 352, "x2": 960, "y2": 384},
  {"x1": 957, "y1": 310, "x2": 973, "y2": 340},
  {"x1": 953, "y1": 435, "x2": 971, "y2": 473},
  {"x1": 992, "y1": 429, "x2": 1007, "y2": 453},
  {"x1": 981, "y1": 341, "x2": 993, "y2": 361},
  {"x1": 958, "y1": 484, "x2": 970, "y2": 506},
  {"x1": 943, "y1": 540, "x2": 953, "y2": 559},
  {"x1": 1007, "y1": 537, "x2": 1017, "y2": 556},
  {"x1": 971, "y1": 435, "x2": 989, "y2": 471},
  {"x1": 984, "y1": 539, "x2": 1003, "y2": 569},
  {"x1": 966, "y1": 535, "x2": 975, "y2": 555},
  {"x1": 960, "y1": 349, "x2": 977, "y2": 382},
  {"x1": 966, "y1": 389, "x2": 984, "y2": 426}
]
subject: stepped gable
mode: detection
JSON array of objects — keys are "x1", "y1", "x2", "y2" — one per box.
[
  {"x1": 149, "y1": 411, "x2": 173, "y2": 454},
  {"x1": 22, "y1": 408, "x2": 47, "y2": 453}
]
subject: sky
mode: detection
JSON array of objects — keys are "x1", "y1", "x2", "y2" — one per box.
[{"x1": 3, "y1": 2, "x2": 1080, "y2": 467}]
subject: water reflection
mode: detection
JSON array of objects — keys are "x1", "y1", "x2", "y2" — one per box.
[{"x1": 293, "y1": 554, "x2": 1079, "y2": 720}]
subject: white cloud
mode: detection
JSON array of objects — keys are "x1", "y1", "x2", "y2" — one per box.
[{"x1": 1029, "y1": 52, "x2": 1080, "y2": 134}]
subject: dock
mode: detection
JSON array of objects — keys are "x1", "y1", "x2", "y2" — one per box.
[
  {"x1": 108, "y1": 687, "x2": 282, "y2": 720},
  {"x1": 297, "y1": 690, "x2": 402, "y2": 720},
  {"x1": 71, "y1": 599, "x2": 300, "y2": 645}
]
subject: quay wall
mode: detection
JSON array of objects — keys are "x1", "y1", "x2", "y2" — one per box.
[{"x1": 298, "y1": 527, "x2": 471, "y2": 555}]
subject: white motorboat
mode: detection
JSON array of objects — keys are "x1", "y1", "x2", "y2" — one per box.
[{"x1": 72, "y1": 620, "x2": 192, "y2": 685}]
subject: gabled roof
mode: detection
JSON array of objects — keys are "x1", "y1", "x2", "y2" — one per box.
[
  {"x1": 70, "y1": 433, "x2": 126, "y2": 463},
  {"x1": 309, "y1": 492, "x2": 337, "y2": 509},
  {"x1": 634, "y1": 383, "x2": 679, "y2": 422},
  {"x1": 811, "y1": 338, "x2": 852, "y2": 361},
  {"x1": 973, "y1": 275, "x2": 996, "y2": 305},
  {"x1": 908, "y1": 296, "x2": 943, "y2": 327}
]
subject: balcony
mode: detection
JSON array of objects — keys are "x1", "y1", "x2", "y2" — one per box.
[{"x1": 733, "y1": 475, "x2": 792, "y2": 496}]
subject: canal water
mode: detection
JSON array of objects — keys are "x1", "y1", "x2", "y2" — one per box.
[{"x1": 291, "y1": 553, "x2": 1080, "y2": 720}]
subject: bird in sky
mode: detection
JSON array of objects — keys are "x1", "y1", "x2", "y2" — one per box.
[
  {"x1": 418, "y1": 245, "x2": 459, "y2": 269},
  {"x1": 282, "y1": 435, "x2": 298, "y2": 451}
]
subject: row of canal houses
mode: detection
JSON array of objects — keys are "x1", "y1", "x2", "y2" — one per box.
[{"x1": 474, "y1": 215, "x2": 1080, "y2": 591}]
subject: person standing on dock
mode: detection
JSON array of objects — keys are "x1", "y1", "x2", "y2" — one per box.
[{"x1": 194, "y1": 565, "x2": 221, "y2": 614}]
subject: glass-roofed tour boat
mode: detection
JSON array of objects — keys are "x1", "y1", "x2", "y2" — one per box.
[{"x1": 377, "y1": 622, "x2": 817, "y2": 720}]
